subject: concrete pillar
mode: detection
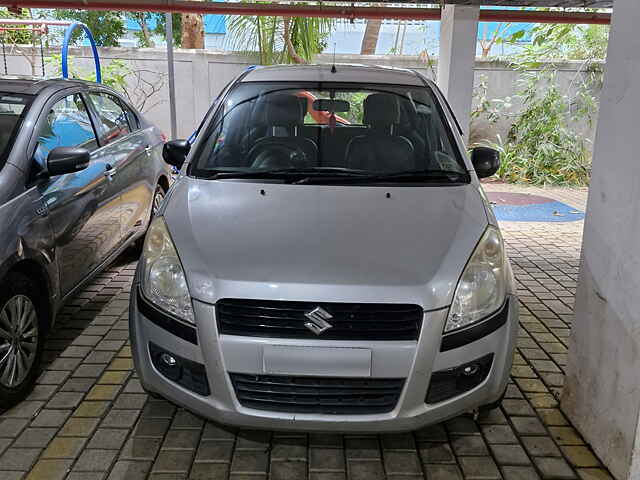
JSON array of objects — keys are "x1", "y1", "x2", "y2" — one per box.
[
  {"x1": 437, "y1": 4, "x2": 479, "y2": 142},
  {"x1": 561, "y1": 1, "x2": 640, "y2": 478}
]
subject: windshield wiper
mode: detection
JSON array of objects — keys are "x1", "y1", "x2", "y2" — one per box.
[
  {"x1": 199, "y1": 167, "x2": 371, "y2": 180},
  {"x1": 367, "y1": 169, "x2": 470, "y2": 182},
  {"x1": 295, "y1": 169, "x2": 470, "y2": 184}
]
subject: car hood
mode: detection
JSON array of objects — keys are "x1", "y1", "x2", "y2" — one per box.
[{"x1": 164, "y1": 178, "x2": 489, "y2": 309}]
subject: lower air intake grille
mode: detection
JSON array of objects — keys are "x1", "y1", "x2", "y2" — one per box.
[{"x1": 229, "y1": 373, "x2": 405, "y2": 414}]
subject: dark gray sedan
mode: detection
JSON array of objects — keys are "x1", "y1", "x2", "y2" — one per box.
[{"x1": 0, "y1": 76, "x2": 171, "y2": 408}]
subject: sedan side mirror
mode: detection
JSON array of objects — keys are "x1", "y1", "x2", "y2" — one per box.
[
  {"x1": 47, "y1": 147, "x2": 90, "y2": 176},
  {"x1": 471, "y1": 147, "x2": 500, "y2": 178},
  {"x1": 163, "y1": 140, "x2": 190, "y2": 168}
]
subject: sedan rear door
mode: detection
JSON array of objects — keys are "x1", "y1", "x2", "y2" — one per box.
[{"x1": 85, "y1": 91, "x2": 154, "y2": 242}]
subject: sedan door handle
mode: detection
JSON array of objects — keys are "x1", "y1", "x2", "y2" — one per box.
[
  {"x1": 144, "y1": 145, "x2": 152, "y2": 155},
  {"x1": 104, "y1": 164, "x2": 117, "y2": 180}
]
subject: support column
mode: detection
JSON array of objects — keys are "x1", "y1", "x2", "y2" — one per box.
[
  {"x1": 437, "y1": 4, "x2": 479, "y2": 142},
  {"x1": 562, "y1": 1, "x2": 640, "y2": 478}
]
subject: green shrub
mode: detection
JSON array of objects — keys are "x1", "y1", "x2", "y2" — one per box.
[
  {"x1": 484, "y1": 72, "x2": 593, "y2": 187},
  {"x1": 491, "y1": 88, "x2": 591, "y2": 186}
]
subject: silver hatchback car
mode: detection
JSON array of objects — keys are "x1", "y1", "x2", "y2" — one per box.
[{"x1": 130, "y1": 64, "x2": 518, "y2": 432}]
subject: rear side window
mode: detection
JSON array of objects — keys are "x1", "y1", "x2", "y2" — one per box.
[
  {"x1": 35, "y1": 93, "x2": 98, "y2": 165},
  {"x1": 88, "y1": 92, "x2": 131, "y2": 144},
  {"x1": 0, "y1": 93, "x2": 32, "y2": 169}
]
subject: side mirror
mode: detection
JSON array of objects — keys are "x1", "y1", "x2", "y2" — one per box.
[
  {"x1": 471, "y1": 147, "x2": 500, "y2": 178},
  {"x1": 163, "y1": 140, "x2": 190, "y2": 168},
  {"x1": 47, "y1": 147, "x2": 90, "y2": 176}
]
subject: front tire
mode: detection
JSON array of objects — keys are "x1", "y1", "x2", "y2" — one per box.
[{"x1": 0, "y1": 273, "x2": 46, "y2": 410}]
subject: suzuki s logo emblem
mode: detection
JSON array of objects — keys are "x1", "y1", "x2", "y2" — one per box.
[{"x1": 304, "y1": 307, "x2": 333, "y2": 335}]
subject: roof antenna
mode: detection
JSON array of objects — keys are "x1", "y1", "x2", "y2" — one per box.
[{"x1": 331, "y1": 42, "x2": 337, "y2": 74}]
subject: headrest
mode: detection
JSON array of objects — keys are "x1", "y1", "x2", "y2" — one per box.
[
  {"x1": 254, "y1": 94, "x2": 305, "y2": 127},
  {"x1": 397, "y1": 96, "x2": 418, "y2": 124},
  {"x1": 363, "y1": 93, "x2": 401, "y2": 128}
]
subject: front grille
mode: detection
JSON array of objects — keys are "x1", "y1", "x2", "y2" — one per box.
[
  {"x1": 216, "y1": 299, "x2": 422, "y2": 340},
  {"x1": 230, "y1": 373, "x2": 405, "y2": 414}
]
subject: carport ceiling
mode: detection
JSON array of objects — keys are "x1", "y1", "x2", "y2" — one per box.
[
  {"x1": 0, "y1": 0, "x2": 612, "y2": 22},
  {"x1": 442, "y1": 0, "x2": 612, "y2": 6}
]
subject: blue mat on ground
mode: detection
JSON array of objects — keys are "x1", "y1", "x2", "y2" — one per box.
[{"x1": 492, "y1": 200, "x2": 585, "y2": 222}]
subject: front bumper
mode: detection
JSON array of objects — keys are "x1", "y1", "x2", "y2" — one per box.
[{"x1": 130, "y1": 286, "x2": 518, "y2": 432}]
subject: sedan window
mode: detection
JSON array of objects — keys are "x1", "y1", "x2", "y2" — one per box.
[
  {"x1": 0, "y1": 93, "x2": 31, "y2": 168},
  {"x1": 88, "y1": 92, "x2": 132, "y2": 145},
  {"x1": 34, "y1": 94, "x2": 98, "y2": 166}
]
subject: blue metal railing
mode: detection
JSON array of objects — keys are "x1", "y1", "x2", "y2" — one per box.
[{"x1": 61, "y1": 22, "x2": 101, "y2": 83}]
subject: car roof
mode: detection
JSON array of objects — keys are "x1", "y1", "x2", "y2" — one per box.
[
  {"x1": 241, "y1": 64, "x2": 426, "y2": 86},
  {"x1": 0, "y1": 76, "x2": 100, "y2": 95}
]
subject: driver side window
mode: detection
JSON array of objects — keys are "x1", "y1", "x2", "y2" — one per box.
[{"x1": 34, "y1": 94, "x2": 98, "y2": 169}]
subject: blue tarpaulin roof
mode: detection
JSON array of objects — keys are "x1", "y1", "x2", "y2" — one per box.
[{"x1": 126, "y1": 14, "x2": 226, "y2": 35}]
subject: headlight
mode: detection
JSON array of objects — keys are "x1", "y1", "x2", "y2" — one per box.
[
  {"x1": 141, "y1": 217, "x2": 194, "y2": 323},
  {"x1": 445, "y1": 226, "x2": 507, "y2": 333}
]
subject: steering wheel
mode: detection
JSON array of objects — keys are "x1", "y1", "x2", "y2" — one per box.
[{"x1": 248, "y1": 142, "x2": 309, "y2": 169}]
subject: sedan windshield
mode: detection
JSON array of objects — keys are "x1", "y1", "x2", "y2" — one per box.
[
  {"x1": 191, "y1": 82, "x2": 468, "y2": 183},
  {"x1": 0, "y1": 93, "x2": 31, "y2": 169}
]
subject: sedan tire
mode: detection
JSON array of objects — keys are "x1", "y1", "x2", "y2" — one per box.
[{"x1": 0, "y1": 272, "x2": 45, "y2": 410}]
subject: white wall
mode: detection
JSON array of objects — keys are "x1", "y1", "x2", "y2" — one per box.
[{"x1": 2, "y1": 46, "x2": 601, "y2": 142}]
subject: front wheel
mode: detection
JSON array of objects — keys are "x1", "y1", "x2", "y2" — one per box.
[
  {"x1": 151, "y1": 184, "x2": 166, "y2": 218},
  {"x1": 0, "y1": 273, "x2": 45, "y2": 410},
  {"x1": 134, "y1": 184, "x2": 166, "y2": 252}
]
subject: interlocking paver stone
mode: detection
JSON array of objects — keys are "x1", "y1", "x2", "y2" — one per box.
[
  {"x1": 490, "y1": 444, "x2": 531, "y2": 466},
  {"x1": 189, "y1": 462, "x2": 229, "y2": 479},
  {"x1": 270, "y1": 460, "x2": 308, "y2": 480},
  {"x1": 195, "y1": 439, "x2": 234, "y2": 462},
  {"x1": 458, "y1": 456, "x2": 502, "y2": 479},
  {"x1": 3, "y1": 186, "x2": 616, "y2": 480},
  {"x1": 534, "y1": 457, "x2": 577, "y2": 479},
  {"x1": 87, "y1": 429, "x2": 130, "y2": 450},
  {"x1": 74, "y1": 449, "x2": 118, "y2": 471},
  {"x1": 0, "y1": 447, "x2": 42, "y2": 470},
  {"x1": 42, "y1": 437, "x2": 87, "y2": 459},
  {"x1": 13, "y1": 428, "x2": 56, "y2": 448},
  {"x1": 521, "y1": 436, "x2": 562, "y2": 457},
  {"x1": 501, "y1": 466, "x2": 541, "y2": 480},
  {"x1": 418, "y1": 442, "x2": 455, "y2": 464}
]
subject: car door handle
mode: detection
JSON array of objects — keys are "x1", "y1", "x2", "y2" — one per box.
[
  {"x1": 145, "y1": 145, "x2": 152, "y2": 155},
  {"x1": 104, "y1": 164, "x2": 118, "y2": 180}
]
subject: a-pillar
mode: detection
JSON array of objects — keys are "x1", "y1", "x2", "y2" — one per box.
[
  {"x1": 437, "y1": 4, "x2": 479, "y2": 143},
  {"x1": 562, "y1": 0, "x2": 640, "y2": 478}
]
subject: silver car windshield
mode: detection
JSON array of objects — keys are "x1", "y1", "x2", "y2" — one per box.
[
  {"x1": 191, "y1": 82, "x2": 467, "y2": 183},
  {"x1": 0, "y1": 93, "x2": 31, "y2": 168}
]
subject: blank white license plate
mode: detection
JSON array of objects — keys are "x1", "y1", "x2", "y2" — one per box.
[{"x1": 263, "y1": 345, "x2": 372, "y2": 377}]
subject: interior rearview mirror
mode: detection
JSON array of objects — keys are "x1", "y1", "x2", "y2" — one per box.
[
  {"x1": 471, "y1": 147, "x2": 500, "y2": 179},
  {"x1": 47, "y1": 147, "x2": 90, "y2": 177},
  {"x1": 163, "y1": 139, "x2": 190, "y2": 168},
  {"x1": 312, "y1": 99, "x2": 350, "y2": 113}
]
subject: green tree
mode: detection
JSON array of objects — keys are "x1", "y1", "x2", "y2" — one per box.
[
  {"x1": 124, "y1": 12, "x2": 184, "y2": 47},
  {"x1": 51, "y1": 10, "x2": 125, "y2": 47},
  {"x1": 151, "y1": 13, "x2": 183, "y2": 47},
  {"x1": 228, "y1": 15, "x2": 333, "y2": 65},
  {"x1": 0, "y1": 8, "x2": 33, "y2": 44},
  {"x1": 0, "y1": 8, "x2": 53, "y2": 75},
  {"x1": 475, "y1": 22, "x2": 608, "y2": 186},
  {"x1": 126, "y1": 12, "x2": 155, "y2": 48}
]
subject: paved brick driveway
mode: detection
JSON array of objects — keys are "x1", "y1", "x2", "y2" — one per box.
[{"x1": 0, "y1": 185, "x2": 613, "y2": 480}]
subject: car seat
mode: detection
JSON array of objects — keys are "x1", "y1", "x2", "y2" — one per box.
[
  {"x1": 344, "y1": 93, "x2": 414, "y2": 172},
  {"x1": 248, "y1": 94, "x2": 318, "y2": 169}
]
